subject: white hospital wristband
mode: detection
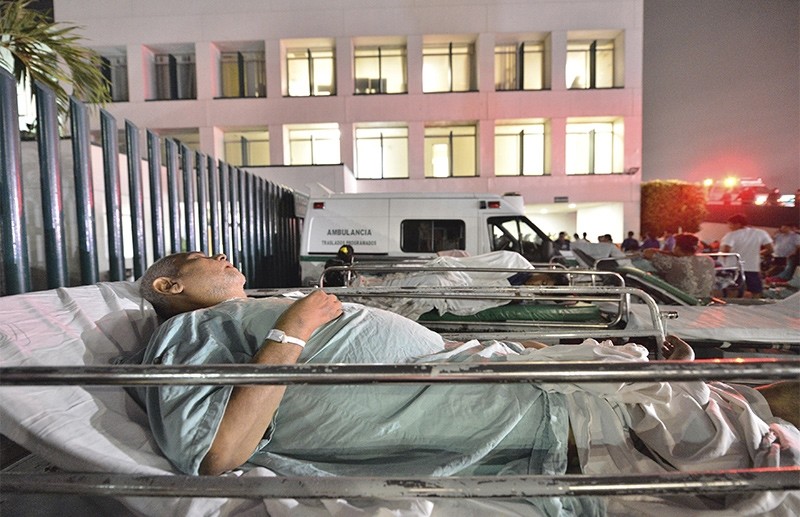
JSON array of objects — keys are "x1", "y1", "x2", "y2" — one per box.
[{"x1": 266, "y1": 329, "x2": 306, "y2": 348}]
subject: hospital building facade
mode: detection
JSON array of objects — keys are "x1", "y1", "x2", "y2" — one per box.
[{"x1": 53, "y1": 0, "x2": 644, "y2": 241}]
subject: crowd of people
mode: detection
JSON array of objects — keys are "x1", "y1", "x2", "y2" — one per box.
[{"x1": 553, "y1": 214, "x2": 799, "y2": 299}]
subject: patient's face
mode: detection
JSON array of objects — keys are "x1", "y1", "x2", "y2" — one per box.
[{"x1": 175, "y1": 252, "x2": 246, "y2": 307}]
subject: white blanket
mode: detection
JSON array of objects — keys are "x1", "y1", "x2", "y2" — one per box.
[
  {"x1": 627, "y1": 292, "x2": 800, "y2": 343},
  {"x1": 353, "y1": 251, "x2": 534, "y2": 318}
]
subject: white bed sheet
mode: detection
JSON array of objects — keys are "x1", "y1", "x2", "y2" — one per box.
[
  {"x1": 627, "y1": 292, "x2": 800, "y2": 343},
  {"x1": 352, "y1": 251, "x2": 535, "y2": 318}
]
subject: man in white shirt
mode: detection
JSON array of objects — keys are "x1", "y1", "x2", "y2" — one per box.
[
  {"x1": 720, "y1": 214, "x2": 774, "y2": 297},
  {"x1": 766, "y1": 224, "x2": 800, "y2": 279}
]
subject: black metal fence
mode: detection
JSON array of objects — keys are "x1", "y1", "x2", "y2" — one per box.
[{"x1": 0, "y1": 69, "x2": 301, "y2": 296}]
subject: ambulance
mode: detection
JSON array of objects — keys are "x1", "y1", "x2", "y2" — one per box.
[{"x1": 299, "y1": 192, "x2": 553, "y2": 285}]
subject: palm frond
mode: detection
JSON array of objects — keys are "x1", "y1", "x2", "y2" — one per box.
[{"x1": 0, "y1": 0, "x2": 110, "y2": 114}]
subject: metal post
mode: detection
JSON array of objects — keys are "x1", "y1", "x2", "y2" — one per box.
[
  {"x1": 265, "y1": 182, "x2": 276, "y2": 285},
  {"x1": 196, "y1": 151, "x2": 209, "y2": 254},
  {"x1": 100, "y1": 109, "x2": 125, "y2": 281},
  {"x1": 229, "y1": 166, "x2": 240, "y2": 268},
  {"x1": 69, "y1": 97, "x2": 99, "y2": 284},
  {"x1": 219, "y1": 161, "x2": 232, "y2": 259},
  {"x1": 237, "y1": 168, "x2": 249, "y2": 278},
  {"x1": 165, "y1": 139, "x2": 181, "y2": 253},
  {"x1": 0, "y1": 69, "x2": 30, "y2": 294},
  {"x1": 208, "y1": 156, "x2": 221, "y2": 255},
  {"x1": 254, "y1": 177, "x2": 265, "y2": 286},
  {"x1": 34, "y1": 81, "x2": 68, "y2": 288},
  {"x1": 146, "y1": 130, "x2": 165, "y2": 262},
  {"x1": 125, "y1": 120, "x2": 146, "y2": 279},
  {"x1": 181, "y1": 144, "x2": 196, "y2": 250}
]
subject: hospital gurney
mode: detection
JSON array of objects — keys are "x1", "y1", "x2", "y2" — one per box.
[{"x1": 2, "y1": 281, "x2": 799, "y2": 517}]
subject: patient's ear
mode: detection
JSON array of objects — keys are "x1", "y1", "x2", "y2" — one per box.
[{"x1": 152, "y1": 277, "x2": 184, "y2": 295}]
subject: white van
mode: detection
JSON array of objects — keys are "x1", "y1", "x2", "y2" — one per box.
[{"x1": 300, "y1": 192, "x2": 553, "y2": 285}]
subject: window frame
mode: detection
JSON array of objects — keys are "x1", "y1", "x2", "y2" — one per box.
[
  {"x1": 565, "y1": 120, "x2": 624, "y2": 175},
  {"x1": 353, "y1": 45, "x2": 408, "y2": 95},
  {"x1": 99, "y1": 54, "x2": 129, "y2": 102},
  {"x1": 566, "y1": 39, "x2": 615, "y2": 90},
  {"x1": 424, "y1": 125, "x2": 477, "y2": 178},
  {"x1": 219, "y1": 50, "x2": 266, "y2": 98},
  {"x1": 286, "y1": 47, "x2": 337, "y2": 97},
  {"x1": 153, "y1": 52, "x2": 196, "y2": 100},
  {"x1": 422, "y1": 42, "x2": 476, "y2": 93},
  {"x1": 224, "y1": 130, "x2": 270, "y2": 167},
  {"x1": 494, "y1": 123, "x2": 547, "y2": 176},
  {"x1": 400, "y1": 219, "x2": 466, "y2": 253},
  {"x1": 287, "y1": 126, "x2": 341, "y2": 165},
  {"x1": 354, "y1": 126, "x2": 409, "y2": 179},
  {"x1": 494, "y1": 41, "x2": 545, "y2": 91}
]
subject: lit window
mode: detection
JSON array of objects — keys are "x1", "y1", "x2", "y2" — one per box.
[
  {"x1": 566, "y1": 40, "x2": 615, "y2": 89},
  {"x1": 354, "y1": 46, "x2": 407, "y2": 94},
  {"x1": 495, "y1": 123, "x2": 547, "y2": 176},
  {"x1": 224, "y1": 130, "x2": 269, "y2": 166},
  {"x1": 424, "y1": 125, "x2": 477, "y2": 177},
  {"x1": 355, "y1": 126, "x2": 408, "y2": 179},
  {"x1": 495, "y1": 42, "x2": 544, "y2": 91},
  {"x1": 99, "y1": 53, "x2": 128, "y2": 102},
  {"x1": 286, "y1": 47, "x2": 336, "y2": 97},
  {"x1": 422, "y1": 42, "x2": 475, "y2": 93},
  {"x1": 153, "y1": 53, "x2": 196, "y2": 100},
  {"x1": 288, "y1": 126, "x2": 340, "y2": 165},
  {"x1": 220, "y1": 50, "x2": 266, "y2": 98},
  {"x1": 565, "y1": 120, "x2": 624, "y2": 174}
]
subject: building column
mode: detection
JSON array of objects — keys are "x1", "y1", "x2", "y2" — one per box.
[
  {"x1": 407, "y1": 121, "x2": 425, "y2": 180},
  {"x1": 406, "y1": 35, "x2": 423, "y2": 95},
  {"x1": 549, "y1": 117, "x2": 567, "y2": 177},
  {"x1": 195, "y1": 41, "x2": 214, "y2": 100},
  {"x1": 127, "y1": 44, "x2": 145, "y2": 103},
  {"x1": 550, "y1": 31, "x2": 568, "y2": 92}
]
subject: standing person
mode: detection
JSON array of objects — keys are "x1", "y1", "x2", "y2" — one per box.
[
  {"x1": 720, "y1": 214, "x2": 774, "y2": 298},
  {"x1": 553, "y1": 231, "x2": 571, "y2": 251},
  {"x1": 642, "y1": 233, "x2": 716, "y2": 299},
  {"x1": 661, "y1": 232, "x2": 676, "y2": 252},
  {"x1": 765, "y1": 224, "x2": 800, "y2": 278},
  {"x1": 620, "y1": 231, "x2": 640, "y2": 252},
  {"x1": 640, "y1": 233, "x2": 660, "y2": 250}
]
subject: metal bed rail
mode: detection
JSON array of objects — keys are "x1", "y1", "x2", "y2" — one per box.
[
  {"x1": 318, "y1": 264, "x2": 619, "y2": 288},
  {"x1": 4, "y1": 468, "x2": 797, "y2": 499},
  {"x1": 2, "y1": 359, "x2": 799, "y2": 500},
  {"x1": 3, "y1": 358, "x2": 798, "y2": 386},
  {"x1": 251, "y1": 284, "x2": 661, "y2": 346}
]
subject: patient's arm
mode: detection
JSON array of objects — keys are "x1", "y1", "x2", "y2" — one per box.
[{"x1": 199, "y1": 290, "x2": 342, "y2": 476}]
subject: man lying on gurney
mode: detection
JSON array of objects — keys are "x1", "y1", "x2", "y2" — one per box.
[{"x1": 137, "y1": 252, "x2": 799, "y2": 509}]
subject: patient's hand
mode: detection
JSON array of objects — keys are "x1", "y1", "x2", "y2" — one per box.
[
  {"x1": 662, "y1": 335, "x2": 695, "y2": 361},
  {"x1": 274, "y1": 290, "x2": 343, "y2": 341}
]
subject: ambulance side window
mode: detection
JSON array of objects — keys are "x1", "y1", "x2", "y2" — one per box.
[{"x1": 401, "y1": 220, "x2": 465, "y2": 252}]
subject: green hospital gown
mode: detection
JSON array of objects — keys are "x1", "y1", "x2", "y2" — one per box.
[{"x1": 138, "y1": 298, "x2": 590, "y2": 514}]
